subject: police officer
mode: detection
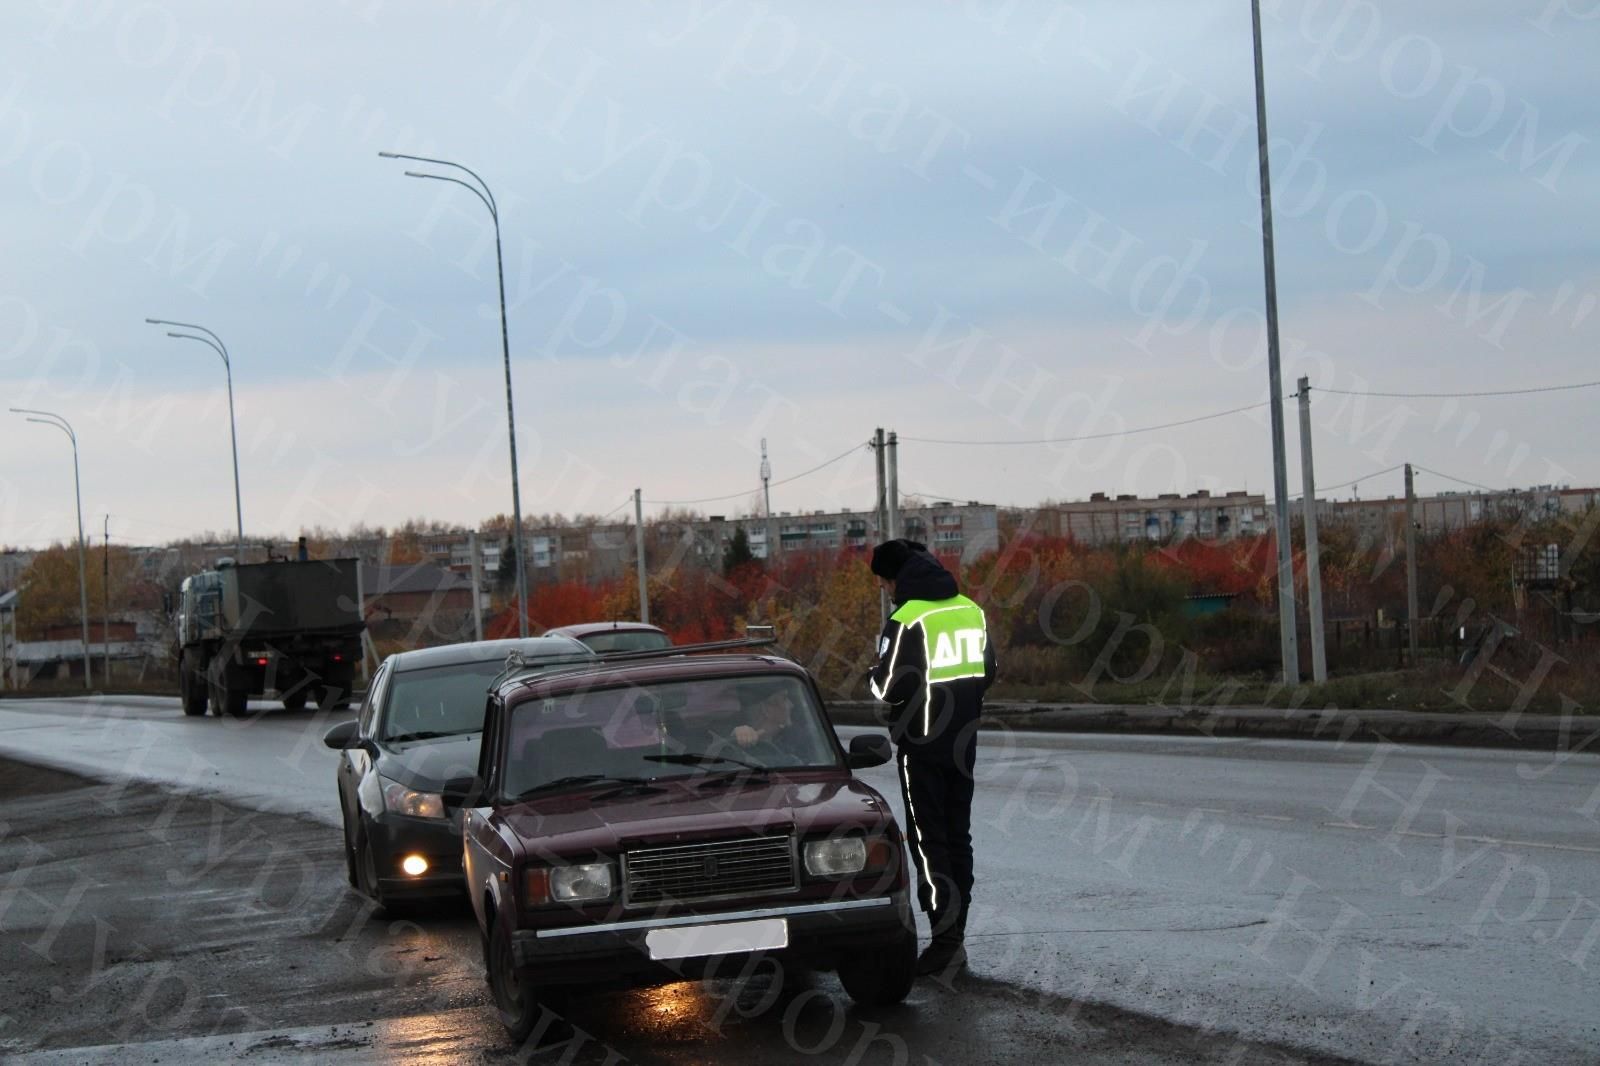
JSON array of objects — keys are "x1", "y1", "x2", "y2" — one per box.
[{"x1": 867, "y1": 538, "x2": 995, "y2": 975}]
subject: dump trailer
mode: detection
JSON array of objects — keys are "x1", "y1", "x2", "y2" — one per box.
[{"x1": 177, "y1": 558, "x2": 365, "y2": 717}]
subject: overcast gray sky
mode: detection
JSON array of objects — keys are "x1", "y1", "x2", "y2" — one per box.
[{"x1": 2, "y1": 0, "x2": 1596, "y2": 549}]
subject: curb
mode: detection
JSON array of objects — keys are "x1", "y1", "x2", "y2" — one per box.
[{"x1": 824, "y1": 701, "x2": 1600, "y2": 755}]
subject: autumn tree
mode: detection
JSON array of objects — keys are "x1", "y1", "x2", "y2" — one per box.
[
  {"x1": 14, "y1": 544, "x2": 146, "y2": 640},
  {"x1": 722, "y1": 529, "x2": 755, "y2": 575}
]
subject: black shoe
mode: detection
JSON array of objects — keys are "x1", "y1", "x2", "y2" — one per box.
[{"x1": 915, "y1": 939, "x2": 967, "y2": 976}]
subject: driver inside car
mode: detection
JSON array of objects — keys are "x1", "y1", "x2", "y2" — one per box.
[{"x1": 731, "y1": 682, "x2": 795, "y2": 752}]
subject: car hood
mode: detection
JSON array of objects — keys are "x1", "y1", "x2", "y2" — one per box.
[
  {"x1": 375, "y1": 733, "x2": 481, "y2": 793},
  {"x1": 497, "y1": 774, "x2": 893, "y2": 858}
]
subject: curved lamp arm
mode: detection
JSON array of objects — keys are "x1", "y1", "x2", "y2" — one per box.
[
  {"x1": 379, "y1": 151, "x2": 497, "y2": 216},
  {"x1": 401, "y1": 171, "x2": 497, "y2": 221},
  {"x1": 8, "y1": 407, "x2": 76, "y2": 445},
  {"x1": 146, "y1": 318, "x2": 231, "y2": 368}
]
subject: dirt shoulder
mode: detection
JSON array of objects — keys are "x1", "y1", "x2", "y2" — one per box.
[{"x1": 0, "y1": 759, "x2": 486, "y2": 1059}]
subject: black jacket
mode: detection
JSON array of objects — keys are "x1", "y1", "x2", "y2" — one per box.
[{"x1": 868, "y1": 551, "x2": 995, "y2": 766}]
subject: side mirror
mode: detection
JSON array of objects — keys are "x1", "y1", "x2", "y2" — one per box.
[
  {"x1": 322, "y1": 720, "x2": 360, "y2": 750},
  {"x1": 846, "y1": 734, "x2": 892, "y2": 769},
  {"x1": 442, "y1": 774, "x2": 484, "y2": 807}
]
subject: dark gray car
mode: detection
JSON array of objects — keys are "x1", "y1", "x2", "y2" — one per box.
[{"x1": 323, "y1": 636, "x2": 594, "y2": 913}]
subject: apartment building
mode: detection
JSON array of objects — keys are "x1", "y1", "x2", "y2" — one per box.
[
  {"x1": 656, "y1": 502, "x2": 1000, "y2": 567},
  {"x1": 1316, "y1": 484, "x2": 1600, "y2": 541},
  {"x1": 1034, "y1": 490, "x2": 1268, "y2": 546}
]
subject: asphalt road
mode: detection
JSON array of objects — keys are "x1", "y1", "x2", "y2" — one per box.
[{"x1": 1, "y1": 695, "x2": 1596, "y2": 1064}]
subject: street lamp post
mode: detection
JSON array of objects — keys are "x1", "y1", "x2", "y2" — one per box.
[
  {"x1": 378, "y1": 150, "x2": 530, "y2": 637},
  {"x1": 145, "y1": 319, "x2": 244, "y2": 561},
  {"x1": 10, "y1": 407, "x2": 93, "y2": 689}
]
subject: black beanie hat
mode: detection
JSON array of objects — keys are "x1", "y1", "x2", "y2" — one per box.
[{"x1": 870, "y1": 538, "x2": 926, "y2": 580}]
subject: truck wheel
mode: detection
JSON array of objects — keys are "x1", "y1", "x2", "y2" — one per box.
[
  {"x1": 282, "y1": 688, "x2": 308, "y2": 713},
  {"x1": 209, "y1": 662, "x2": 249, "y2": 718},
  {"x1": 838, "y1": 923, "x2": 917, "y2": 1007},
  {"x1": 206, "y1": 664, "x2": 227, "y2": 718},
  {"x1": 315, "y1": 682, "x2": 351, "y2": 712},
  {"x1": 222, "y1": 681, "x2": 249, "y2": 718},
  {"x1": 179, "y1": 655, "x2": 207, "y2": 717}
]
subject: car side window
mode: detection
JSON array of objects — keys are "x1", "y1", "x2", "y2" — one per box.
[{"x1": 358, "y1": 665, "x2": 389, "y2": 738}]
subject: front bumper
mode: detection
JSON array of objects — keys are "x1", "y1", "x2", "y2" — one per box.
[
  {"x1": 511, "y1": 893, "x2": 910, "y2": 982},
  {"x1": 366, "y1": 812, "x2": 464, "y2": 900}
]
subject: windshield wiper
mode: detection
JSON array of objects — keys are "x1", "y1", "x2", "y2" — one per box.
[
  {"x1": 511, "y1": 774, "x2": 657, "y2": 801},
  {"x1": 643, "y1": 753, "x2": 777, "y2": 790},
  {"x1": 591, "y1": 777, "x2": 668, "y2": 801},
  {"x1": 694, "y1": 766, "x2": 775, "y2": 790},
  {"x1": 645, "y1": 752, "x2": 766, "y2": 771},
  {"x1": 384, "y1": 730, "x2": 468, "y2": 743}
]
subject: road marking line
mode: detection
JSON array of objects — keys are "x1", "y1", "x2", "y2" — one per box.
[{"x1": 1321, "y1": 822, "x2": 1600, "y2": 855}]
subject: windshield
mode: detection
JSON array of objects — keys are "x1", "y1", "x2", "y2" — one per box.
[
  {"x1": 578, "y1": 629, "x2": 671, "y2": 652},
  {"x1": 503, "y1": 675, "x2": 840, "y2": 797},
  {"x1": 380, "y1": 660, "x2": 507, "y2": 740}
]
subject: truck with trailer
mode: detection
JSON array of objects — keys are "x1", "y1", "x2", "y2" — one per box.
[{"x1": 177, "y1": 557, "x2": 365, "y2": 717}]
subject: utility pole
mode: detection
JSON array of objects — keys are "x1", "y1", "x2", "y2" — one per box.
[
  {"x1": 1249, "y1": 0, "x2": 1300, "y2": 685},
  {"x1": 102, "y1": 514, "x2": 111, "y2": 686},
  {"x1": 885, "y1": 431, "x2": 901, "y2": 540},
  {"x1": 1297, "y1": 380, "x2": 1327, "y2": 683},
  {"x1": 874, "y1": 428, "x2": 889, "y2": 626},
  {"x1": 1404, "y1": 462, "x2": 1420, "y2": 665},
  {"x1": 761, "y1": 438, "x2": 774, "y2": 561},
  {"x1": 468, "y1": 529, "x2": 484, "y2": 642},
  {"x1": 634, "y1": 489, "x2": 650, "y2": 625}
]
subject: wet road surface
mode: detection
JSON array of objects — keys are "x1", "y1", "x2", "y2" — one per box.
[
  {"x1": 0, "y1": 758, "x2": 1353, "y2": 1064},
  {"x1": 2, "y1": 694, "x2": 1597, "y2": 1062}
]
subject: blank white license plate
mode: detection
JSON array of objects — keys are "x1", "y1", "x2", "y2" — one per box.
[{"x1": 645, "y1": 918, "x2": 789, "y2": 961}]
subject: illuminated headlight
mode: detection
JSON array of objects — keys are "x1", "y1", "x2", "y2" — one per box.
[
  {"x1": 548, "y1": 863, "x2": 613, "y2": 903},
  {"x1": 380, "y1": 776, "x2": 445, "y2": 820},
  {"x1": 804, "y1": 837, "x2": 868, "y2": 877}
]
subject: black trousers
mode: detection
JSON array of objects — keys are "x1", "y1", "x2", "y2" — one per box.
[{"x1": 896, "y1": 747, "x2": 976, "y2": 941}]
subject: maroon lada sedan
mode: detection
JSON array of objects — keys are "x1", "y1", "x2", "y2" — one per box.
[{"x1": 458, "y1": 647, "x2": 916, "y2": 1039}]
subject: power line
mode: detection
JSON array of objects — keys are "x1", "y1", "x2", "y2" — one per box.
[
  {"x1": 1317, "y1": 380, "x2": 1600, "y2": 400},
  {"x1": 597, "y1": 495, "x2": 634, "y2": 521},
  {"x1": 1284, "y1": 464, "x2": 1405, "y2": 503},
  {"x1": 1411, "y1": 465, "x2": 1502, "y2": 493},
  {"x1": 899, "y1": 399, "x2": 1275, "y2": 446},
  {"x1": 645, "y1": 442, "x2": 869, "y2": 507}
]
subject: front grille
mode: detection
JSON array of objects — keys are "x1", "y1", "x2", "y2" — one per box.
[{"x1": 624, "y1": 836, "x2": 797, "y2": 906}]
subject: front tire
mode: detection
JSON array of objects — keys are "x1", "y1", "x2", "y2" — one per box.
[
  {"x1": 488, "y1": 916, "x2": 555, "y2": 1043},
  {"x1": 838, "y1": 923, "x2": 917, "y2": 1007},
  {"x1": 341, "y1": 811, "x2": 359, "y2": 888},
  {"x1": 179, "y1": 654, "x2": 207, "y2": 716}
]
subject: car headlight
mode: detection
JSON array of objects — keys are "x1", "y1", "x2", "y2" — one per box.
[
  {"x1": 548, "y1": 862, "x2": 613, "y2": 903},
  {"x1": 380, "y1": 776, "x2": 445, "y2": 820},
  {"x1": 804, "y1": 836, "x2": 868, "y2": 877}
]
